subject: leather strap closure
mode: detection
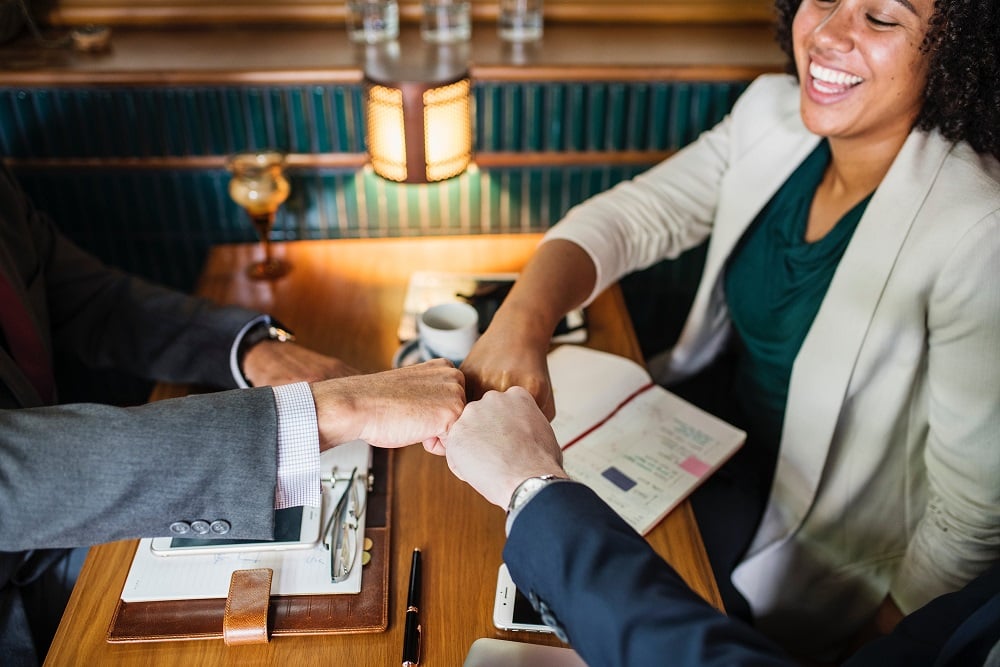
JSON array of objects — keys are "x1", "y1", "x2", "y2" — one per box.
[{"x1": 223, "y1": 568, "x2": 273, "y2": 646}]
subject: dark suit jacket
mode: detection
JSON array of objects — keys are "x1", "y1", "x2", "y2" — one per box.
[
  {"x1": 504, "y1": 483, "x2": 1000, "y2": 667},
  {"x1": 0, "y1": 163, "x2": 288, "y2": 658}
]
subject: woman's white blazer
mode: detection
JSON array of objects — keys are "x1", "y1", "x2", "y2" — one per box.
[{"x1": 545, "y1": 74, "x2": 1000, "y2": 655}]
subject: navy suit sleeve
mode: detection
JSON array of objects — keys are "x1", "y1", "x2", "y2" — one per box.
[
  {"x1": 844, "y1": 563, "x2": 1000, "y2": 667},
  {"x1": 503, "y1": 482, "x2": 792, "y2": 667}
]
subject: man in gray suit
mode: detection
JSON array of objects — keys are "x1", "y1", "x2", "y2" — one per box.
[{"x1": 0, "y1": 163, "x2": 466, "y2": 665}]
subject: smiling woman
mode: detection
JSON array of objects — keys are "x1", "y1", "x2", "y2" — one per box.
[
  {"x1": 456, "y1": 0, "x2": 1000, "y2": 660},
  {"x1": 775, "y1": 0, "x2": 1000, "y2": 160}
]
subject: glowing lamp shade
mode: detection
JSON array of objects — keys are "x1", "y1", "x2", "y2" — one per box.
[{"x1": 365, "y1": 76, "x2": 472, "y2": 183}]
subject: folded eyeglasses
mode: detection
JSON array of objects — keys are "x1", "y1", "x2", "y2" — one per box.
[{"x1": 321, "y1": 466, "x2": 373, "y2": 583}]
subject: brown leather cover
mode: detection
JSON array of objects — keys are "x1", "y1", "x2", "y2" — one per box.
[
  {"x1": 107, "y1": 448, "x2": 393, "y2": 643},
  {"x1": 223, "y1": 568, "x2": 272, "y2": 645}
]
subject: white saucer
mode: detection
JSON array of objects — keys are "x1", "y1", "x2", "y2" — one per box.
[{"x1": 392, "y1": 339, "x2": 425, "y2": 368}]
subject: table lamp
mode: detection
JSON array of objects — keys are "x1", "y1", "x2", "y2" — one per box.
[{"x1": 363, "y1": 42, "x2": 473, "y2": 183}]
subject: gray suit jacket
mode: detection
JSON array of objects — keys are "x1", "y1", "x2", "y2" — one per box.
[{"x1": 0, "y1": 163, "x2": 284, "y2": 634}]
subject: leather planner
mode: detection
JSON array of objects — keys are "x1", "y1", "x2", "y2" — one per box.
[{"x1": 106, "y1": 448, "x2": 393, "y2": 643}]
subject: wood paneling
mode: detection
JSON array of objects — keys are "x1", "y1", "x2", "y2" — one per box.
[
  {"x1": 41, "y1": 0, "x2": 773, "y2": 27},
  {"x1": 1, "y1": 25, "x2": 783, "y2": 86}
]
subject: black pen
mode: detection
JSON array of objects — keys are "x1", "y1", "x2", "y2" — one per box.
[{"x1": 402, "y1": 548, "x2": 422, "y2": 667}]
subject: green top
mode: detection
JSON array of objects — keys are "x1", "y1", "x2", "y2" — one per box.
[{"x1": 723, "y1": 140, "x2": 872, "y2": 454}]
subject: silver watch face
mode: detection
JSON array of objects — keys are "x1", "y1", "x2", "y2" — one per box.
[{"x1": 508, "y1": 476, "x2": 553, "y2": 513}]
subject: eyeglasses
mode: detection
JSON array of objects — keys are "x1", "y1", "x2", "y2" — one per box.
[{"x1": 322, "y1": 466, "x2": 372, "y2": 583}]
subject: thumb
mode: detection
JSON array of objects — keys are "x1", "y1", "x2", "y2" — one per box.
[{"x1": 422, "y1": 436, "x2": 447, "y2": 456}]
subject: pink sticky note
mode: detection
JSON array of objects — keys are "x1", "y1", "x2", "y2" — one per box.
[{"x1": 680, "y1": 456, "x2": 711, "y2": 478}]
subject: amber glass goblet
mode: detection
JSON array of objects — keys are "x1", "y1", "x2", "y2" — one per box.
[{"x1": 227, "y1": 150, "x2": 292, "y2": 280}]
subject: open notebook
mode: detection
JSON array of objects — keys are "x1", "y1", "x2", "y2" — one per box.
[{"x1": 549, "y1": 345, "x2": 746, "y2": 535}]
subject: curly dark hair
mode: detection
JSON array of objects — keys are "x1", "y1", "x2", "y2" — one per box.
[{"x1": 773, "y1": 0, "x2": 1000, "y2": 160}]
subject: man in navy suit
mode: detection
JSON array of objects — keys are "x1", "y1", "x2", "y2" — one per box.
[{"x1": 436, "y1": 387, "x2": 1000, "y2": 666}]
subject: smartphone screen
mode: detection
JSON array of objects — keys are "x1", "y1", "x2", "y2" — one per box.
[
  {"x1": 494, "y1": 563, "x2": 553, "y2": 632},
  {"x1": 511, "y1": 587, "x2": 545, "y2": 626}
]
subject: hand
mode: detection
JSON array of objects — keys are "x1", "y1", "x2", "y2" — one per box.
[
  {"x1": 843, "y1": 594, "x2": 905, "y2": 659},
  {"x1": 872, "y1": 595, "x2": 904, "y2": 635},
  {"x1": 459, "y1": 239, "x2": 597, "y2": 420},
  {"x1": 310, "y1": 359, "x2": 466, "y2": 451},
  {"x1": 436, "y1": 386, "x2": 567, "y2": 508},
  {"x1": 243, "y1": 341, "x2": 361, "y2": 386},
  {"x1": 460, "y1": 323, "x2": 556, "y2": 420}
]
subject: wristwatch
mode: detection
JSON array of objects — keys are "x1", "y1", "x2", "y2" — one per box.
[
  {"x1": 237, "y1": 318, "x2": 295, "y2": 382},
  {"x1": 506, "y1": 474, "x2": 565, "y2": 515},
  {"x1": 505, "y1": 474, "x2": 572, "y2": 535}
]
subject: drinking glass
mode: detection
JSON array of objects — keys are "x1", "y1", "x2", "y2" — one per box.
[
  {"x1": 345, "y1": 0, "x2": 399, "y2": 44},
  {"x1": 498, "y1": 0, "x2": 543, "y2": 42},
  {"x1": 421, "y1": 0, "x2": 471, "y2": 43},
  {"x1": 227, "y1": 150, "x2": 292, "y2": 280}
]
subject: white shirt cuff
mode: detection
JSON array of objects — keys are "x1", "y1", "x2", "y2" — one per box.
[
  {"x1": 272, "y1": 382, "x2": 322, "y2": 508},
  {"x1": 230, "y1": 314, "x2": 271, "y2": 388}
]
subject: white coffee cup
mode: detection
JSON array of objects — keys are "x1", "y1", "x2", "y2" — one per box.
[{"x1": 417, "y1": 302, "x2": 479, "y2": 364}]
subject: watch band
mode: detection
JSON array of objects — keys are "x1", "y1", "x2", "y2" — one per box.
[
  {"x1": 506, "y1": 474, "x2": 559, "y2": 514},
  {"x1": 504, "y1": 474, "x2": 573, "y2": 535},
  {"x1": 237, "y1": 318, "x2": 295, "y2": 384}
]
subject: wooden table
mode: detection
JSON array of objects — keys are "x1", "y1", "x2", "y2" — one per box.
[{"x1": 45, "y1": 234, "x2": 721, "y2": 666}]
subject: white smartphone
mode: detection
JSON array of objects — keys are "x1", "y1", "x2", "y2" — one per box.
[
  {"x1": 493, "y1": 563, "x2": 555, "y2": 633},
  {"x1": 149, "y1": 505, "x2": 322, "y2": 556}
]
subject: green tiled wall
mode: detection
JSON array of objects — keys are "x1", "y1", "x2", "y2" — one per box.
[
  {"x1": 1, "y1": 81, "x2": 746, "y2": 159},
  {"x1": 3, "y1": 79, "x2": 745, "y2": 356},
  {"x1": 13, "y1": 163, "x2": 651, "y2": 290}
]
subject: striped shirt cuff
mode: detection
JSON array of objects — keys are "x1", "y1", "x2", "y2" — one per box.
[{"x1": 272, "y1": 382, "x2": 321, "y2": 509}]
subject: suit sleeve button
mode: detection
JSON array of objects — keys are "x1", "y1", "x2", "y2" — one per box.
[
  {"x1": 190, "y1": 520, "x2": 211, "y2": 535},
  {"x1": 210, "y1": 520, "x2": 231, "y2": 535},
  {"x1": 169, "y1": 521, "x2": 191, "y2": 535}
]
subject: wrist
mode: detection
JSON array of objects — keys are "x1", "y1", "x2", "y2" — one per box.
[
  {"x1": 504, "y1": 473, "x2": 573, "y2": 535},
  {"x1": 238, "y1": 318, "x2": 295, "y2": 385},
  {"x1": 491, "y1": 302, "x2": 563, "y2": 349},
  {"x1": 309, "y1": 379, "x2": 360, "y2": 450}
]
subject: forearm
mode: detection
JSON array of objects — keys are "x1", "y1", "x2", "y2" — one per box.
[
  {"x1": 891, "y1": 500, "x2": 1000, "y2": 613},
  {"x1": 505, "y1": 483, "x2": 791, "y2": 667},
  {"x1": 894, "y1": 213, "x2": 1000, "y2": 611},
  {"x1": 46, "y1": 238, "x2": 260, "y2": 388},
  {"x1": 489, "y1": 239, "x2": 596, "y2": 348},
  {"x1": 0, "y1": 387, "x2": 279, "y2": 551}
]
